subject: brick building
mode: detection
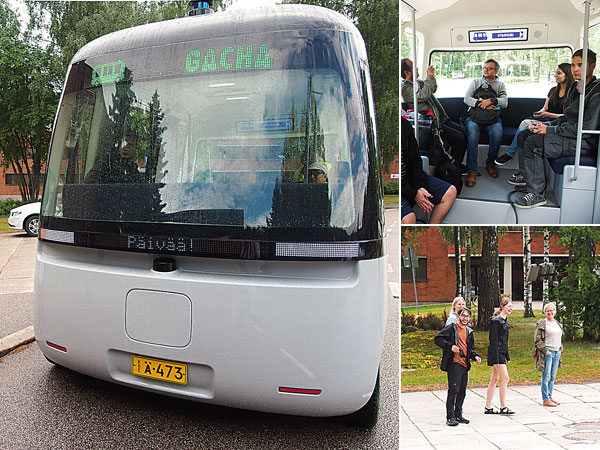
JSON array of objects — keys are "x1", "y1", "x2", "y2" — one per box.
[
  {"x1": 0, "y1": 162, "x2": 28, "y2": 199},
  {"x1": 383, "y1": 153, "x2": 399, "y2": 183},
  {"x1": 401, "y1": 227, "x2": 572, "y2": 303}
]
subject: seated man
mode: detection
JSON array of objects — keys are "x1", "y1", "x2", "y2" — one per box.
[
  {"x1": 401, "y1": 58, "x2": 466, "y2": 168},
  {"x1": 514, "y1": 49, "x2": 600, "y2": 208},
  {"x1": 463, "y1": 59, "x2": 508, "y2": 187},
  {"x1": 401, "y1": 117, "x2": 456, "y2": 224}
]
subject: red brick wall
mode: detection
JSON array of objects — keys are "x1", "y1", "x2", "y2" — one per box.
[
  {"x1": 383, "y1": 153, "x2": 399, "y2": 183},
  {"x1": 401, "y1": 228, "x2": 570, "y2": 303}
]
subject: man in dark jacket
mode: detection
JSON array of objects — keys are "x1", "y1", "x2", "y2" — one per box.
[
  {"x1": 401, "y1": 117, "x2": 457, "y2": 223},
  {"x1": 434, "y1": 308, "x2": 481, "y2": 426},
  {"x1": 514, "y1": 49, "x2": 600, "y2": 208}
]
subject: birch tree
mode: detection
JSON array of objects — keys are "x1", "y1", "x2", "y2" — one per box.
[
  {"x1": 543, "y1": 228, "x2": 550, "y2": 304},
  {"x1": 523, "y1": 226, "x2": 534, "y2": 318}
]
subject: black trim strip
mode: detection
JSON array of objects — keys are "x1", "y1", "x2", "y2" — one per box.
[{"x1": 39, "y1": 227, "x2": 383, "y2": 261}]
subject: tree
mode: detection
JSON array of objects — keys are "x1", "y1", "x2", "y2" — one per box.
[
  {"x1": 523, "y1": 226, "x2": 534, "y2": 318},
  {"x1": 477, "y1": 227, "x2": 499, "y2": 330},
  {"x1": 0, "y1": 0, "x2": 61, "y2": 201},
  {"x1": 554, "y1": 227, "x2": 600, "y2": 342},
  {"x1": 543, "y1": 228, "x2": 550, "y2": 304},
  {"x1": 438, "y1": 226, "x2": 463, "y2": 297},
  {"x1": 454, "y1": 227, "x2": 462, "y2": 297},
  {"x1": 282, "y1": 0, "x2": 399, "y2": 170},
  {"x1": 28, "y1": 1, "x2": 190, "y2": 73}
]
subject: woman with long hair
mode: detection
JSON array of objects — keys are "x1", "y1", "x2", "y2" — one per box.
[
  {"x1": 535, "y1": 302, "x2": 563, "y2": 406},
  {"x1": 495, "y1": 62, "x2": 576, "y2": 172},
  {"x1": 484, "y1": 297, "x2": 515, "y2": 415},
  {"x1": 446, "y1": 296, "x2": 467, "y2": 326}
]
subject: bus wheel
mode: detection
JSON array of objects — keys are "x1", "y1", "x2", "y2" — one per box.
[{"x1": 345, "y1": 369, "x2": 380, "y2": 428}]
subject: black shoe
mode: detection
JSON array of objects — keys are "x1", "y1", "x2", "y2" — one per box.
[
  {"x1": 446, "y1": 418, "x2": 459, "y2": 426},
  {"x1": 455, "y1": 416, "x2": 470, "y2": 424},
  {"x1": 499, "y1": 407, "x2": 516, "y2": 415},
  {"x1": 495, "y1": 153, "x2": 513, "y2": 165}
]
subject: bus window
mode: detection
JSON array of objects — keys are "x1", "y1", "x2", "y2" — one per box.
[{"x1": 430, "y1": 47, "x2": 572, "y2": 98}]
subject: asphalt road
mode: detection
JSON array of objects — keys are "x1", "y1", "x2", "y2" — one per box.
[{"x1": 0, "y1": 208, "x2": 399, "y2": 449}]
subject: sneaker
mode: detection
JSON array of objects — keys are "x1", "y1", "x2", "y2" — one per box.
[
  {"x1": 455, "y1": 416, "x2": 470, "y2": 424},
  {"x1": 514, "y1": 192, "x2": 547, "y2": 209},
  {"x1": 446, "y1": 418, "x2": 459, "y2": 426},
  {"x1": 507, "y1": 173, "x2": 526, "y2": 186},
  {"x1": 495, "y1": 153, "x2": 513, "y2": 165}
]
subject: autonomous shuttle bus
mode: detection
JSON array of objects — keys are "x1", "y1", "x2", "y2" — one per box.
[
  {"x1": 34, "y1": 4, "x2": 386, "y2": 426},
  {"x1": 401, "y1": 0, "x2": 600, "y2": 224}
]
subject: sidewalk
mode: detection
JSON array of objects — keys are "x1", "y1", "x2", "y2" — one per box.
[
  {"x1": 0, "y1": 233, "x2": 36, "y2": 356},
  {"x1": 401, "y1": 383, "x2": 600, "y2": 449}
]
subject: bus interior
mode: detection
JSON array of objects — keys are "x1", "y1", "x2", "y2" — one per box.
[{"x1": 401, "y1": 0, "x2": 600, "y2": 224}]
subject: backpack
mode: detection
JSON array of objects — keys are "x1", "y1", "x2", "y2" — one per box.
[
  {"x1": 431, "y1": 127, "x2": 463, "y2": 195},
  {"x1": 469, "y1": 82, "x2": 501, "y2": 125}
]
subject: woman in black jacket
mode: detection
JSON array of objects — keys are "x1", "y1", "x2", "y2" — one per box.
[
  {"x1": 401, "y1": 117, "x2": 456, "y2": 224},
  {"x1": 484, "y1": 297, "x2": 515, "y2": 415}
]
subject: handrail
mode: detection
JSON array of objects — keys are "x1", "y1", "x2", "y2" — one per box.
[
  {"x1": 572, "y1": 0, "x2": 591, "y2": 182},
  {"x1": 402, "y1": 0, "x2": 419, "y2": 144}
]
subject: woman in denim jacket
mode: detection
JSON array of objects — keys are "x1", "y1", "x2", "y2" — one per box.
[{"x1": 535, "y1": 302, "x2": 563, "y2": 407}]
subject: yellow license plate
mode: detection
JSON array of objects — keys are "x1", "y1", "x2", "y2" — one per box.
[{"x1": 132, "y1": 355, "x2": 187, "y2": 385}]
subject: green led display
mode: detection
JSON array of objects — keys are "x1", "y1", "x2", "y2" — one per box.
[
  {"x1": 92, "y1": 60, "x2": 126, "y2": 86},
  {"x1": 185, "y1": 44, "x2": 271, "y2": 73}
]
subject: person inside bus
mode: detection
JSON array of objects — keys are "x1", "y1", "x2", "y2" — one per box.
[
  {"x1": 494, "y1": 63, "x2": 575, "y2": 187},
  {"x1": 401, "y1": 59, "x2": 467, "y2": 171},
  {"x1": 307, "y1": 161, "x2": 328, "y2": 183},
  {"x1": 401, "y1": 117, "x2": 457, "y2": 224},
  {"x1": 463, "y1": 59, "x2": 508, "y2": 187},
  {"x1": 85, "y1": 132, "x2": 144, "y2": 184},
  {"x1": 513, "y1": 49, "x2": 600, "y2": 208}
]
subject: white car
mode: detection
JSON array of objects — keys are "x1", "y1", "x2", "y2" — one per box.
[{"x1": 8, "y1": 202, "x2": 41, "y2": 237}]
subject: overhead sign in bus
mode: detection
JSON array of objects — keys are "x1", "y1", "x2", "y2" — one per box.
[{"x1": 469, "y1": 28, "x2": 528, "y2": 43}]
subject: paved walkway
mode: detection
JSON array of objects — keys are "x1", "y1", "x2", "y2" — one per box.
[
  {"x1": 0, "y1": 233, "x2": 36, "y2": 294},
  {"x1": 0, "y1": 233, "x2": 36, "y2": 356},
  {"x1": 401, "y1": 383, "x2": 600, "y2": 449}
]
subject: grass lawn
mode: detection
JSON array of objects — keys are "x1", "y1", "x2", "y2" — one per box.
[
  {"x1": 384, "y1": 194, "x2": 398, "y2": 206},
  {"x1": 0, "y1": 215, "x2": 17, "y2": 234},
  {"x1": 401, "y1": 309, "x2": 600, "y2": 391}
]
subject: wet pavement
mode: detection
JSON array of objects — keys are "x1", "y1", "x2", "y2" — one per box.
[{"x1": 401, "y1": 382, "x2": 600, "y2": 449}]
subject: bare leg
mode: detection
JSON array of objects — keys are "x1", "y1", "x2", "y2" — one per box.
[
  {"x1": 496, "y1": 364, "x2": 510, "y2": 407},
  {"x1": 485, "y1": 365, "x2": 500, "y2": 408},
  {"x1": 401, "y1": 212, "x2": 417, "y2": 224},
  {"x1": 429, "y1": 185, "x2": 457, "y2": 224}
]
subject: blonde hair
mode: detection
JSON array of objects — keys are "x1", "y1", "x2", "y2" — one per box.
[
  {"x1": 493, "y1": 296, "x2": 512, "y2": 318},
  {"x1": 452, "y1": 296, "x2": 466, "y2": 312},
  {"x1": 543, "y1": 302, "x2": 557, "y2": 313}
]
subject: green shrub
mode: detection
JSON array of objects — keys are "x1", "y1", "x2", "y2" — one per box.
[
  {"x1": 383, "y1": 180, "x2": 399, "y2": 195},
  {"x1": 0, "y1": 199, "x2": 24, "y2": 216},
  {"x1": 416, "y1": 312, "x2": 445, "y2": 331}
]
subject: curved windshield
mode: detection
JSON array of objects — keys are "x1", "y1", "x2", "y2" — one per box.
[{"x1": 42, "y1": 30, "x2": 379, "y2": 244}]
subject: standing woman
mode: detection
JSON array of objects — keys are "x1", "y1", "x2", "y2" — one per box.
[
  {"x1": 535, "y1": 302, "x2": 563, "y2": 407},
  {"x1": 484, "y1": 297, "x2": 515, "y2": 415},
  {"x1": 446, "y1": 297, "x2": 467, "y2": 326}
]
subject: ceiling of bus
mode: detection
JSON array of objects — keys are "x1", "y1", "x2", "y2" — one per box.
[
  {"x1": 401, "y1": 0, "x2": 600, "y2": 62},
  {"x1": 401, "y1": 0, "x2": 600, "y2": 21}
]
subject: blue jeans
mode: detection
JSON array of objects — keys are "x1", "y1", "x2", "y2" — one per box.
[
  {"x1": 464, "y1": 117, "x2": 503, "y2": 173},
  {"x1": 506, "y1": 120, "x2": 530, "y2": 157},
  {"x1": 541, "y1": 350, "x2": 561, "y2": 401}
]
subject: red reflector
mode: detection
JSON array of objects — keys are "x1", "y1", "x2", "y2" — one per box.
[
  {"x1": 46, "y1": 341, "x2": 67, "y2": 352},
  {"x1": 279, "y1": 386, "x2": 321, "y2": 395}
]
